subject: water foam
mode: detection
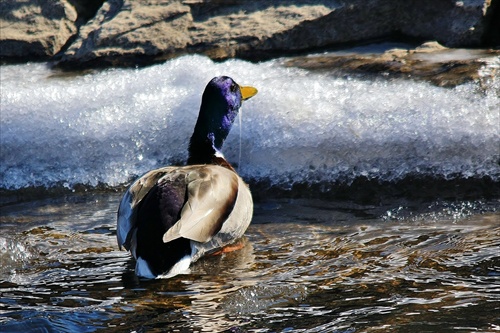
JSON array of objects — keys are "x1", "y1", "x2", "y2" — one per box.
[{"x1": 1, "y1": 56, "x2": 499, "y2": 190}]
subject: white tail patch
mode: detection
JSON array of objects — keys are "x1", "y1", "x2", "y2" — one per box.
[{"x1": 156, "y1": 254, "x2": 192, "y2": 279}]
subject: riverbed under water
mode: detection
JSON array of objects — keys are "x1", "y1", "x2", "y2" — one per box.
[{"x1": 1, "y1": 48, "x2": 499, "y2": 332}]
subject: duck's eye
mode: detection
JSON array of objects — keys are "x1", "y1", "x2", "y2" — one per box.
[{"x1": 230, "y1": 83, "x2": 238, "y2": 93}]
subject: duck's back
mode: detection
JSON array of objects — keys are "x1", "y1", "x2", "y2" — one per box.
[{"x1": 117, "y1": 165, "x2": 253, "y2": 277}]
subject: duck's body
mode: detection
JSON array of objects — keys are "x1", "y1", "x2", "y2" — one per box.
[{"x1": 117, "y1": 76, "x2": 257, "y2": 279}]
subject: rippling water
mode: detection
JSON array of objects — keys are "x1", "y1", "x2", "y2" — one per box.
[{"x1": 0, "y1": 194, "x2": 498, "y2": 332}]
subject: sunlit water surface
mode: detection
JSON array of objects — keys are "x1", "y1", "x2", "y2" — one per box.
[{"x1": 0, "y1": 194, "x2": 499, "y2": 332}]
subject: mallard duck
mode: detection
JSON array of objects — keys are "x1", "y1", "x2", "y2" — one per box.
[{"x1": 117, "y1": 76, "x2": 258, "y2": 279}]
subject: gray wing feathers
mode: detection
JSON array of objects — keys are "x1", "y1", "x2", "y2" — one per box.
[{"x1": 162, "y1": 166, "x2": 239, "y2": 243}]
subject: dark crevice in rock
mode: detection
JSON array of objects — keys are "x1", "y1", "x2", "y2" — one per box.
[
  {"x1": 67, "y1": 0, "x2": 106, "y2": 25},
  {"x1": 483, "y1": 0, "x2": 500, "y2": 47},
  {"x1": 235, "y1": 34, "x2": 424, "y2": 63},
  {"x1": 51, "y1": 0, "x2": 106, "y2": 62}
]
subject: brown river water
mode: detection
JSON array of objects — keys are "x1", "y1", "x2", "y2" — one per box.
[{"x1": 1, "y1": 193, "x2": 498, "y2": 332}]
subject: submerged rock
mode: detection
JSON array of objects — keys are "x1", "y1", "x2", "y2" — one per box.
[{"x1": 285, "y1": 41, "x2": 500, "y2": 87}]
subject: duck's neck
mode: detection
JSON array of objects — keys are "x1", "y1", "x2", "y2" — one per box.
[{"x1": 187, "y1": 135, "x2": 235, "y2": 171}]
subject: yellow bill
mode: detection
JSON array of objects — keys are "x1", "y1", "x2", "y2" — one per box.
[{"x1": 240, "y1": 86, "x2": 258, "y2": 101}]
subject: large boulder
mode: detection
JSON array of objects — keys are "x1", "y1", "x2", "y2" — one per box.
[
  {"x1": 0, "y1": 0, "x2": 78, "y2": 60},
  {"x1": 56, "y1": 0, "x2": 500, "y2": 68},
  {"x1": 56, "y1": 1, "x2": 336, "y2": 68}
]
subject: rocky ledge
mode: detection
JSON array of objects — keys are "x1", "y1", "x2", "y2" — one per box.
[
  {"x1": 1, "y1": 0, "x2": 499, "y2": 68},
  {"x1": 285, "y1": 41, "x2": 500, "y2": 87}
]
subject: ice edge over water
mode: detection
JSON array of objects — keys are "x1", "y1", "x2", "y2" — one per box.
[{"x1": 1, "y1": 55, "x2": 499, "y2": 191}]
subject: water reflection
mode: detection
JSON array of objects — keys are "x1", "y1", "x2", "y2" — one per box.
[{"x1": 0, "y1": 194, "x2": 499, "y2": 332}]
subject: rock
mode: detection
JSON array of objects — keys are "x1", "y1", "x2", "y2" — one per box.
[
  {"x1": 397, "y1": 0, "x2": 496, "y2": 47},
  {"x1": 1, "y1": 0, "x2": 498, "y2": 67},
  {"x1": 284, "y1": 41, "x2": 500, "y2": 87},
  {"x1": 56, "y1": 1, "x2": 194, "y2": 67},
  {"x1": 55, "y1": 0, "x2": 499, "y2": 69},
  {"x1": 56, "y1": 1, "x2": 336, "y2": 68},
  {"x1": 0, "y1": 0, "x2": 78, "y2": 60}
]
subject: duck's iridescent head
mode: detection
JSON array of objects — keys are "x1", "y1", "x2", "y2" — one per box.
[{"x1": 188, "y1": 76, "x2": 257, "y2": 165}]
